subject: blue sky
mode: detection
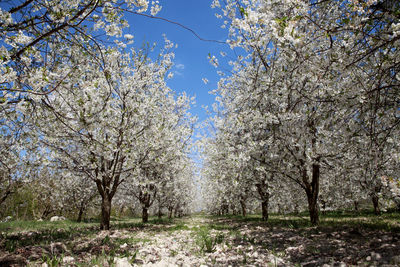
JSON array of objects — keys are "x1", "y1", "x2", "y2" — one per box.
[{"x1": 124, "y1": 0, "x2": 230, "y2": 124}]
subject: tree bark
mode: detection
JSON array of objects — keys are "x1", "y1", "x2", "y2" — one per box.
[
  {"x1": 354, "y1": 200, "x2": 359, "y2": 212},
  {"x1": 158, "y1": 206, "x2": 162, "y2": 219},
  {"x1": 305, "y1": 163, "x2": 320, "y2": 225},
  {"x1": 168, "y1": 206, "x2": 173, "y2": 219},
  {"x1": 240, "y1": 198, "x2": 247, "y2": 217},
  {"x1": 307, "y1": 195, "x2": 319, "y2": 225},
  {"x1": 261, "y1": 199, "x2": 269, "y2": 221},
  {"x1": 76, "y1": 199, "x2": 87, "y2": 223},
  {"x1": 371, "y1": 195, "x2": 380, "y2": 215},
  {"x1": 100, "y1": 195, "x2": 112, "y2": 230},
  {"x1": 142, "y1": 207, "x2": 149, "y2": 223},
  {"x1": 256, "y1": 180, "x2": 270, "y2": 221},
  {"x1": 76, "y1": 207, "x2": 83, "y2": 222}
]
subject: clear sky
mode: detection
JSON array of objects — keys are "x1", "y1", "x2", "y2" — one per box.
[{"x1": 124, "y1": 0, "x2": 230, "y2": 124}]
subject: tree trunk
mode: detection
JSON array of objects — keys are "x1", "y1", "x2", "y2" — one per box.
[
  {"x1": 305, "y1": 163, "x2": 320, "y2": 225},
  {"x1": 77, "y1": 206, "x2": 84, "y2": 223},
  {"x1": 307, "y1": 195, "x2": 319, "y2": 225},
  {"x1": 119, "y1": 205, "x2": 125, "y2": 217},
  {"x1": 354, "y1": 200, "x2": 359, "y2": 212},
  {"x1": 261, "y1": 199, "x2": 269, "y2": 221},
  {"x1": 158, "y1": 205, "x2": 162, "y2": 219},
  {"x1": 168, "y1": 206, "x2": 173, "y2": 219},
  {"x1": 142, "y1": 206, "x2": 149, "y2": 223},
  {"x1": 76, "y1": 200, "x2": 86, "y2": 223},
  {"x1": 240, "y1": 198, "x2": 246, "y2": 217},
  {"x1": 371, "y1": 195, "x2": 380, "y2": 215},
  {"x1": 100, "y1": 195, "x2": 112, "y2": 230},
  {"x1": 256, "y1": 180, "x2": 270, "y2": 222},
  {"x1": 320, "y1": 200, "x2": 326, "y2": 215}
]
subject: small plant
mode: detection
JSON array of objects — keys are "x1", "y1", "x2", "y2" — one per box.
[
  {"x1": 169, "y1": 249, "x2": 178, "y2": 257},
  {"x1": 41, "y1": 253, "x2": 64, "y2": 267},
  {"x1": 242, "y1": 234, "x2": 256, "y2": 244},
  {"x1": 195, "y1": 229, "x2": 224, "y2": 253},
  {"x1": 102, "y1": 235, "x2": 111, "y2": 246},
  {"x1": 129, "y1": 250, "x2": 138, "y2": 264},
  {"x1": 90, "y1": 249, "x2": 115, "y2": 267},
  {"x1": 4, "y1": 239, "x2": 18, "y2": 252}
]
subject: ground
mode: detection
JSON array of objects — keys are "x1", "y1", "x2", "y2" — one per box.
[{"x1": 1, "y1": 213, "x2": 400, "y2": 266}]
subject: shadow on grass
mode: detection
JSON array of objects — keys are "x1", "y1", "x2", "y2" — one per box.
[
  {"x1": 210, "y1": 211, "x2": 400, "y2": 233},
  {"x1": 1, "y1": 226, "x2": 99, "y2": 252},
  {"x1": 205, "y1": 212, "x2": 400, "y2": 266},
  {"x1": 0, "y1": 216, "x2": 179, "y2": 253}
]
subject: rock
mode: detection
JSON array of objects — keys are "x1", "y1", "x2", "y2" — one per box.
[
  {"x1": 63, "y1": 256, "x2": 74, "y2": 264},
  {"x1": 114, "y1": 257, "x2": 132, "y2": 267},
  {"x1": 392, "y1": 255, "x2": 400, "y2": 264},
  {"x1": 37, "y1": 218, "x2": 43, "y2": 222},
  {"x1": 349, "y1": 228, "x2": 362, "y2": 236},
  {"x1": 2, "y1": 216, "x2": 12, "y2": 222},
  {"x1": 42, "y1": 263, "x2": 48, "y2": 267},
  {"x1": 0, "y1": 254, "x2": 27, "y2": 266},
  {"x1": 50, "y1": 242, "x2": 68, "y2": 254},
  {"x1": 50, "y1": 216, "x2": 66, "y2": 222},
  {"x1": 28, "y1": 253, "x2": 41, "y2": 261},
  {"x1": 371, "y1": 252, "x2": 381, "y2": 261}
]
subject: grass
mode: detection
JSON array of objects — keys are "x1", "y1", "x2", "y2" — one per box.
[
  {"x1": 113, "y1": 236, "x2": 151, "y2": 246},
  {"x1": 191, "y1": 224, "x2": 225, "y2": 253},
  {"x1": 0, "y1": 219, "x2": 98, "y2": 233},
  {"x1": 195, "y1": 228, "x2": 224, "y2": 253},
  {"x1": 0, "y1": 216, "x2": 172, "y2": 253},
  {"x1": 0, "y1": 216, "x2": 178, "y2": 234},
  {"x1": 208, "y1": 210, "x2": 400, "y2": 232},
  {"x1": 2, "y1": 225, "x2": 100, "y2": 252},
  {"x1": 2, "y1": 211, "x2": 399, "y2": 260}
]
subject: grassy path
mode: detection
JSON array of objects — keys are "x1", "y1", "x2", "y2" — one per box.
[{"x1": 1, "y1": 213, "x2": 400, "y2": 266}]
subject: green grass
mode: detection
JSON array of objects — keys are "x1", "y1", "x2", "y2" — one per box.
[
  {"x1": 0, "y1": 216, "x2": 170, "y2": 253},
  {"x1": 2, "y1": 225, "x2": 99, "y2": 252},
  {"x1": 207, "y1": 210, "x2": 400, "y2": 232},
  {"x1": 0, "y1": 219, "x2": 98, "y2": 233},
  {"x1": 194, "y1": 227, "x2": 225, "y2": 253},
  {"x1": 113, "y1": 236, "x2": 152, "y2": 246}
]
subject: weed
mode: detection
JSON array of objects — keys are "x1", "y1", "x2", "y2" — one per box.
[
  {"x1": 41, "y1": 253, "x2": 64, "y2": 267},
  {"x1": 128, "y1": 250, "x2": 138, "y2": 264},
  {"x1": 195, "y1": 228, "x2": 225, "y2": 253},
  {"x1": 90, "y1": 249, "x2": 115, "y2": 266},
  {"x1": 242, "y1": 234, "x2": 256, "y2": 244},
  {"x1": 101, "y1": 235, "x2": 111, "y2": 246},
  {"x1": 167, "y1": 223, "x2": 190, "y2": 232},
  {"x1": 169, "y1": 249, "x2": 178, "y2": 257}
]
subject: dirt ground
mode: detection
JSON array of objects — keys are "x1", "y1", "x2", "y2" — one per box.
[{"x1": 1, "y1": 215, "x2": 400, "y2": 266}]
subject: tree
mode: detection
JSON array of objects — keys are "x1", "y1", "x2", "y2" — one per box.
[
  {"x1": 25, "y1": 42, "x2": 184, "y2": 229},
  {"x1": 208, "y1": 0, "x2": 399, "y2": 224},
  {"x1": 0, "y1": 0, "x2": 158, "y2": 97}
]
